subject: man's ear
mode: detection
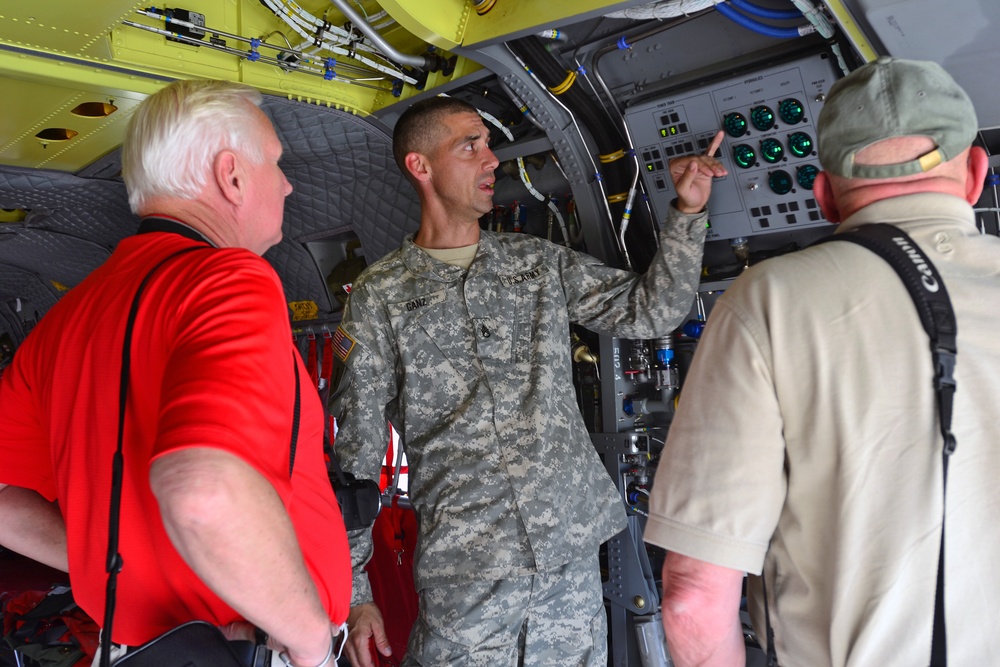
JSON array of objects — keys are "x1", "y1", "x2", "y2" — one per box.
[
  {"x1": 813, "y1": 171, "x2": 842, "y2": 224},
  {"x1": 404, "y1": 151, "x2": 431, "y2": 184},
  {"x1": 214, "y1": 150, "x2": 243, "y2": 206},
  {"x1": 965, "y1": 145, "x2": 989, "y2": 205}
]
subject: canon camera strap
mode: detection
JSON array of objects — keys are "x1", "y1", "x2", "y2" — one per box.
[{"x1": 759, "y1": 223, "x2": 957, "y2": 667}]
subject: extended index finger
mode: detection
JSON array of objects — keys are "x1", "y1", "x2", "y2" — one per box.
[{"x1": 706, "y1": 130, "x2": 724, "y2": 158}]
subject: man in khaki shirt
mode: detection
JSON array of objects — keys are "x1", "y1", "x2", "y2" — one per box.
[{"x1": 645, "y1": 58, "x2": 999, "y2": 666}]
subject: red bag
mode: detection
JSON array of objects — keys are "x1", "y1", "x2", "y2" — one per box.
[{"x1": 365, "y1": 432, "x2": 418, "y2": 666}]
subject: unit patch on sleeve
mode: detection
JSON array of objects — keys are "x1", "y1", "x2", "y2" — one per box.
[{"x1": 332, "y1": 326, "x2": 357, "y2": 363}]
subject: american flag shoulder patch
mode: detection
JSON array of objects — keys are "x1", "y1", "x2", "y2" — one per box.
[{"x1": 332, "y1": 326, "x2": 357, "y2": 363}]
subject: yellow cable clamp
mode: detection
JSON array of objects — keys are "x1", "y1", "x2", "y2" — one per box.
[
  {"x1": 599, "y1": 149, "x2": 626, "y2": 164},
  {"x1": 606, "y1": 192, "x2": 629, "y2": 204},
  {"x1": 474, "y1": 0, "x2": 497, "y2": 15},
  {"x1": 548, "y1": 70, "x2": 577, "y2": 95}
]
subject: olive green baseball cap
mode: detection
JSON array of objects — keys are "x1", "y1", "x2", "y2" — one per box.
[{"x1": 817, "y1": 57, "x2": 978, "y2": 179}]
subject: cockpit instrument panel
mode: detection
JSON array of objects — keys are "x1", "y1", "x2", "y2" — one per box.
[{"x1": 625, "y1": 51, "x2": 841, "y2": 241}]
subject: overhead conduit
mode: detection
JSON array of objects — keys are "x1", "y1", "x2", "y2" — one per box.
[
  {"x1": 509, "y1": 36, "x2": 658, "y2": 271},
  {"x1": 606, "y1": 0, "x2": 850, "y2": 73},
  {"x1": 714, "y1": 1, "x2": 815, "y2": 39},
  {"x1": 328, "y1": 0, "x2": 454, "y2": 73}
]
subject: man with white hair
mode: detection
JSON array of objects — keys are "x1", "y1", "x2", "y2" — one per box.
[
  {"x1": 0, "y1": 79, "x2": 351, "y2": 665},
  {"x1": 644, "y1": 57, "x2": 999, "y2": 666}
]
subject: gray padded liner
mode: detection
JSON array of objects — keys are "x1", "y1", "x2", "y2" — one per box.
[
  {"x1": 0, "y1": 94, "x2": 421, "y2": 344},
  {"x1": 266, "y1": 98, "x2": 421, "y2": 255},
  {"x1": 0, "y1": 265, "x2": 61, "y2": 320},
  {"x1": 0, "y1": 227, "x2": 111, "y2": 288}
]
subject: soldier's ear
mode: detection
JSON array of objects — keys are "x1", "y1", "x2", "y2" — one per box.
[{"x1": 405, "y1": 152, "x2": 432, "y2": 183}]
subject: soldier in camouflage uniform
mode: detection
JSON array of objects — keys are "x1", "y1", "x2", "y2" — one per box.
[{"x1": 333, "y1": 96, "x2": 726, "y2": 667}]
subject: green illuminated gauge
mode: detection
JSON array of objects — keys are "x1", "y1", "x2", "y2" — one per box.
[
  {"x1": 797, "y1": 164, "x2": 819, "y2": 190},
  {"x1": 723, "y1": 112, "x2": 748, "y2": 137},
  {"x1": 732, "y1": 143, "x2": 756, "y2": 169},
  {"x1": 760, "y1": 138, "x2": 784, "y2": 163},
  {"x1": 769, "y1": 170, "x2": 793, "y2": 195},
  {"x1": 788, "y1": 132, "x2": 813, "y2": 158},
  {"x1": 779, "y1": 98, "x2": 805, "y2": 125},
  {"x1": 750, "y1": 105, "x2": 775, "y2": 131}
]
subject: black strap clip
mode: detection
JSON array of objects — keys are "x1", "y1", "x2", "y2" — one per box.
[{"x1": 932, "y1": 348, "x2": 956, "y2": 392}]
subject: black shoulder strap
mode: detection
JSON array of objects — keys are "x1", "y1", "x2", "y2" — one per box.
[
  {"x1": 101, "y1": 245, "x2": 301, "y2": 663},
  {"x1": 816, "y1": 224, "x2": 957, "y2": 667},
  {"x1": 101, "y1": 245, "x2": 204, "y2": 665}
]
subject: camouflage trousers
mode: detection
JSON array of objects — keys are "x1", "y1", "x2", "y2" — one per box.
[{"x1": 402, "y1": 554, "x2": 607, "y2": 667}]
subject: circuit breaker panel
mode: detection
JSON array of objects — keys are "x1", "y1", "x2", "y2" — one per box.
[{"x1": 624, "y1": 51, "x2": 841, "y2": 241}]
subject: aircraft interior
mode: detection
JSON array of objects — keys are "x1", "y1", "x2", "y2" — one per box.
[{"x1": 1, "y1": 1, "x2": 999, "y2": 665}]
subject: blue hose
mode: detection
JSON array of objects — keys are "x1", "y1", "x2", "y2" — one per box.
[
  {"x1": 729, "y1": 0, "x2": 802, "y2": 21},
  {"x1": 716, "y1": 2, "x2": 804, "y2": 39}
]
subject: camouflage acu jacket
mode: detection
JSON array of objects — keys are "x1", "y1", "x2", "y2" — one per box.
[{"x1": 332, "y1": 205, "x2": 708, "y2": 604}]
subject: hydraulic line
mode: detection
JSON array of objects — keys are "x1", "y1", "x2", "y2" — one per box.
[
  {"x1": 370, "y1": 15, "x2": 397, "y2": 31},
  {"x1": 714, "y1": 2, "x2": 816, "y2": 39},
  {"x1": 260, "y1": 0, "x2": 357, "y2": 47},
  {"x1": 787, "y1": 0, "x2": 853, "y2": 75},
  {"x1": 510, "y1": 37, "x2": 641, "y2": 267},
  {"x1": 257, "y1": 0, "x2": 418, "y2": 82},
  {"x1": 329, "y1": 0, "x2": 448, "y2": 71},
  {"x1": 500, "y1": 94, "x2": 583, "y2": 247},
  {"x1": 585, "y1": 10, "x2": 716, "y2": 262},
  {"x1": 516, "y1": 157, "x2": 572, "y2": 247},
  {"x1": 604, "y1": 0, "x2": 817, "y2": 44},
  {"x1": 537, "y1": 29, "x2": 568, "y2": 42},
  {"x1": 133, "y1": 5, "x2": 407, "y2": 81},
  {"x1": 498, "y1": 81, "x2": 547, "y2": 133},
  {"x1": 260, "y1": 29, "x2": 295, "y2": 50},
  {"x1": 504, "y1": 42, "x2": 625, "y2": 265},
  {"x1": 577, "y1": 55, "x2": 656, "y2": 250},
  {"x1": 729, "y1": 0, "x2": 802, "y2": 20},
  {"x1": 122, "y1": 20, "x2": 393, "y2": 89},
  {"x1": 134, "y1": 8, "x2": 378, "y2": 76},
  {"x1": 588, "y1": 7, "x2": 715, "y2": 113},
  {"x1": 604, "y1": 0, "x2": 724, "y2": 19}
]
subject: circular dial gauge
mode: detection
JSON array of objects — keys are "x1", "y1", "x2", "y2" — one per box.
[
  {"x1": 769, "y1": 169, "x2": 793, "y2": 195},
  {"x1": 797, "y1": 164, "x2": 819, "y2": 190},
  {"x1": 724, "y1": 112, "x2": 749, "y2": 137},
  {"x1": 779, "y1": 98, "x2": 805, "y2": 125},
  {"x1": 750, "y1": 105, "x2": 776, "y2": 131},
  {"x1": 760, "y1": 138, "x2": 784, "y2": 163},
  {"x1": 732, "y1": 144, "x2": 756, "y2": 169},
  {"x1": 788, "y1": 132, "x2": 814, "y2": 158}
]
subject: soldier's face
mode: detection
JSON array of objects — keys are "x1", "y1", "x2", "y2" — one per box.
[{"x1": 424, "y1": 112, "x2": 499, "y2": 221}]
